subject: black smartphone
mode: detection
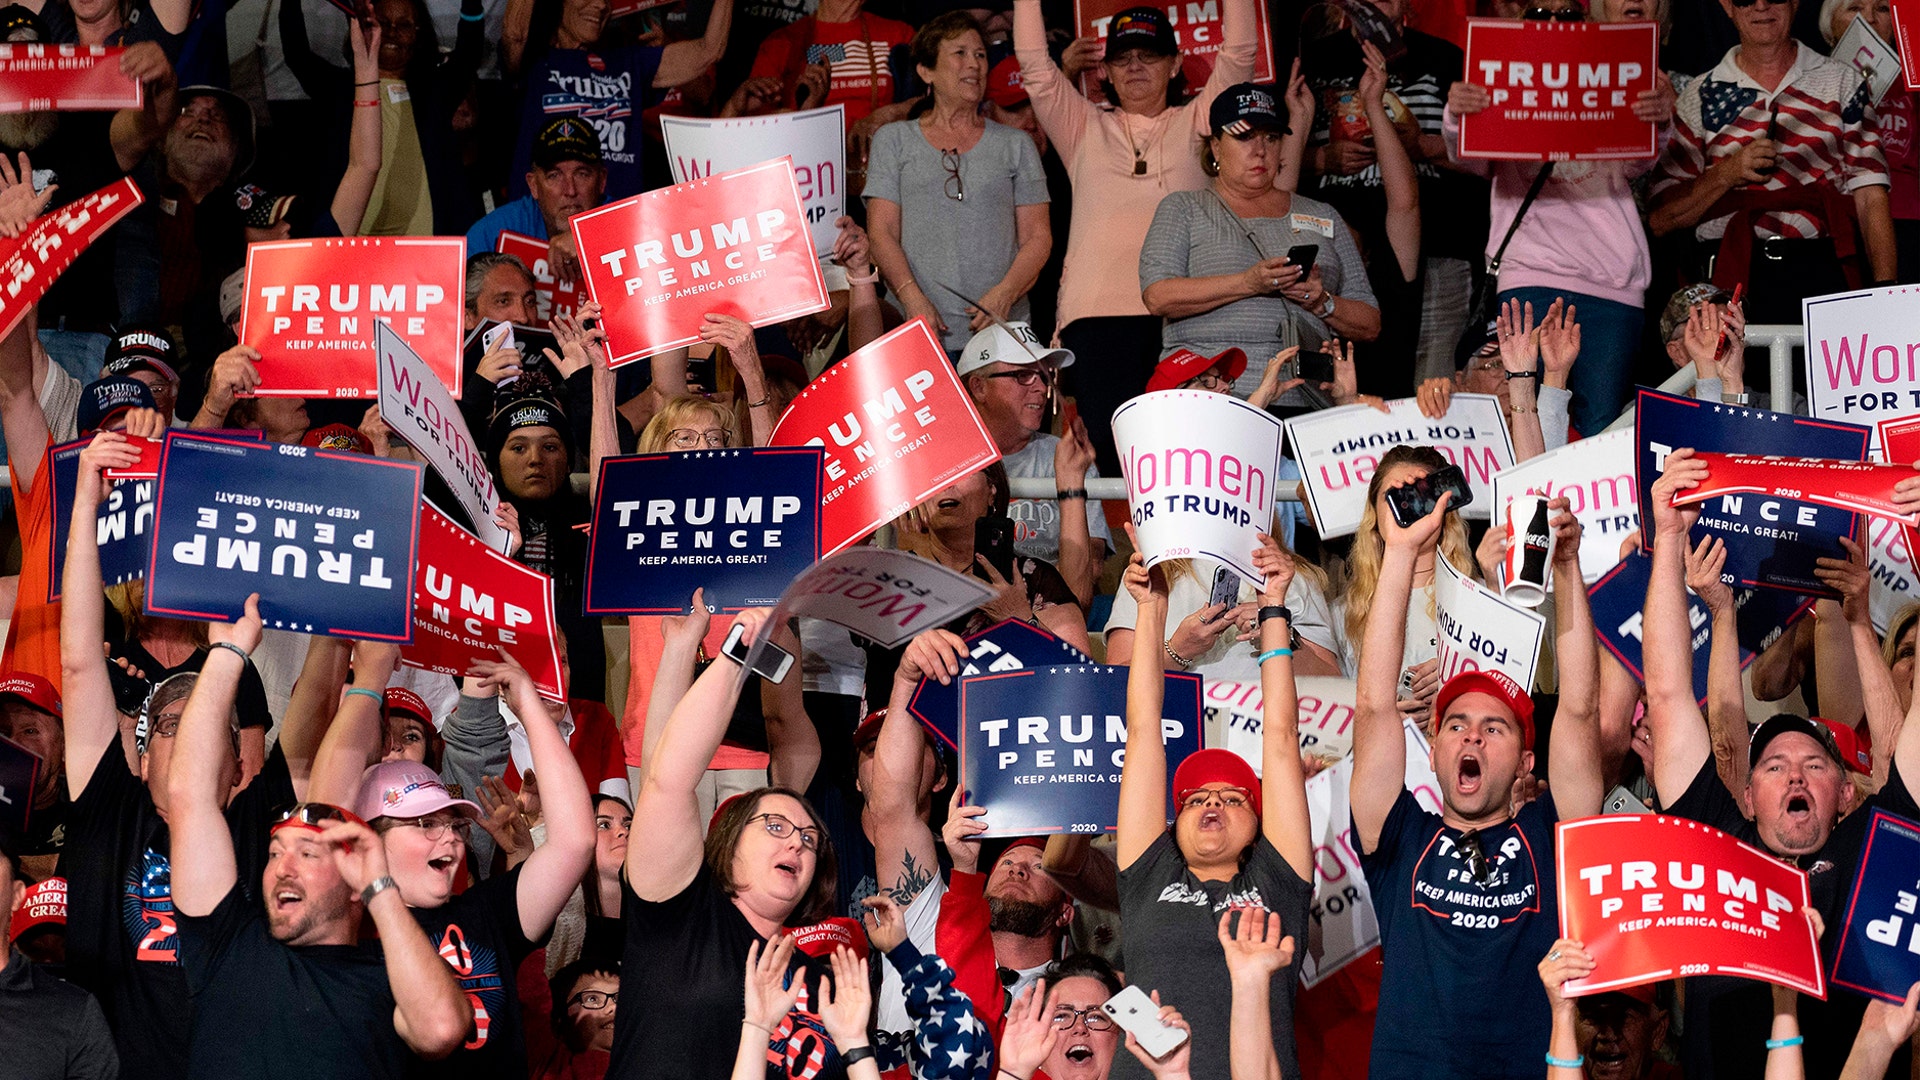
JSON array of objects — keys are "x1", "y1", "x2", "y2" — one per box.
[
  {"x1": 976, "y1": 516, "x2": 1016, "y2": 581},
  {"x1": 1295, "y1": 350, "x2": 1336, "y2": 383},
  {"x1": 1286, "y1": 244, "x2": 1319, "y2": 278},
  {"x1": 1385, "y1": 464, "x2": 1472, "y2": 527}
]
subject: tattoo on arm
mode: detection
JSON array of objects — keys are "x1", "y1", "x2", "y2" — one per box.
[{"x1": 888, "y1": 852, "x2": 934, "y2": 905}]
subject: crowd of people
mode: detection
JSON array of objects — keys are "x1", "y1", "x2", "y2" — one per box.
[{"x1": 3, "y1": 0, "x2": 1920, "y2": 1076}]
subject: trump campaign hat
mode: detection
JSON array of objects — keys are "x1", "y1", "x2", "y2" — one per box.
[
  {"x1": 1172, "y1": 748, "x2": 1262, "y2": 817},
  {"x1": 1433, "y1": 670, "x2": 1536, "y2": 749},
  {"x1": 101, "y1": 326, "x2": 180, "y2": 386},
  {"x1": 1749, "y1": 715, "x2": 1871, "y2": 776},
  {"x1": 1104, "y1": 7, "x2": 1177, "y2": 57},
  {"x1": 301, "y1": 423, "x2": 373, "y2": 455},
  {"x1": 1210, "y1": 83, "x2": 1289, "y2": 137},
  {"x1": 233, "y1": 182, "x2": 298, "y2": 230},
  {"x1": 384, "y1": 687, "x2": 433, "y2": 725},
  {"x1": 987, "y1": 56, "x2": 1029, "y2": 108},
  {"x1": 9, "y1": 876, "x2": 65, "y2": 941},
  {"x1": 355, "y1": 759, "x2": 480, "y2": 823},
  {"x1": 77, "y1": 376, "x2": 157, "y2": 435},
  {"x1": 0, "y1": 671, "x2": 61, "y2": 718},
  {"x1": 786, "y1": 917, "x2": 870, "y2": 962},
  {"x1": 532, "y1": 117, "x2": 603, "y2": 170},
  {"x1": 1145, "y1": 347, "x2": 1247, "y2": 393},
  {"x1": 955, "y1": 321, "x2": 1075, "y2": 377}
]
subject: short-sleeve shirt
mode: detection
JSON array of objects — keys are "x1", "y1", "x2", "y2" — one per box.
[
  {"x1": 1102, "y1": 559, "x2": 1340, "y2": 686},
  {"x1": 1651, "y1": 43, "x2": 1889, "y2": 242},
  {"x1": 1359, "y1": 788, "x2": 1560, "y2": 1079},
  {"x1": 1000, "y1": 432, "x2": 1113, "y2": 565},
  {"x1": 59, "y1": 742, "x2": 295, "y2": 1080},
  {"x1": 1138, "y1": 190, "x2": 1379, "y2": 398},
  {"x1": 1663, "y1": 759, "x2": 1919, "y2": 1080},
  {"x1": 863, "y1": 119, "x2": 1050, "y2": 355},
  {"x1": 1115, "y1": 832, "x2": 1313, "y2": 1080},
  {"x1": 175, "y1": 883, "x2": 405, "y2": 1080},
  {"x1": 748, "y1": 15, "x2": 914, "y2": 122},
  {"x1": 408, "y1": 864, "x2": 543, "y2": 1080},
  {"x1": 612, "y1": 864, "x2": 849, "y2": 1080},
  {"x1": 512, "y1": 46, "x2": 665, "y2": 201}
]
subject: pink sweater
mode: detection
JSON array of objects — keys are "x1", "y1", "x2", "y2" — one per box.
[
  {"x1": 1442, "y1": 107, "x2": 1669, "y2": 309},
  {"x1": 1013, "y1": 0, "x2": 1255, "y2": 332}
]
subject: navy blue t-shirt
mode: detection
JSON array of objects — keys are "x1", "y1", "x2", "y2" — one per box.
[
  {"x1": 512, "y1": 46, "x2": 664, "y2": 201},
  {"x1": 1358, "y1": 788, "x2": 1559, "y2": 1079}
]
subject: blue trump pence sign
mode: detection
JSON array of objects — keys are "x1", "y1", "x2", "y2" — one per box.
[
  {"x1": 1833, "y1": 810, "x2": 1920, "y2": 1004},
  {"x1": 907, "y1": 618, "x2": 1091, "y2": 750},
  {"x1": 960, "y1": 666, "x2": 1203, "y2": 838},
  {"x1": 144, "y1": 434, "x2": 424, "y2": 640}
]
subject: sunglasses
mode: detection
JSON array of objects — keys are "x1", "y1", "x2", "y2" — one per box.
[
  {"x1": 271, "y1": 802, "x2": 364, "y2": 833},
  {"x1": 1523, "y1": 4, "x2": 1585, "y2": 18},
  {"x1": 1457, "y1": 828, "x2": 1495, "y2": 886}
]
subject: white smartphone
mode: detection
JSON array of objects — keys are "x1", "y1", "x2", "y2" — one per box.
[
  {"x1": 722, "y1": 620, "x2": 794, "y2": 684},
  {"x1": 482, "y1": 321, "x2": 520, "y2": 387},
  {"x1": 1101, "y1": 985, "x2": 1188, "y2": 1060}
]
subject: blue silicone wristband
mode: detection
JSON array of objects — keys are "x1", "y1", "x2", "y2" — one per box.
[
  {"x1": 1766, "y1": 1037, "x2": 1804, "y2": 1050},
  {"x1": 345, "y1": 687, "x2": 383, "y2": 704},
  {"x1": 1544, "y1": 1054, "x2": 1585, "y2": 1068},
  {"x1": 1257, "y1": 648, "x2": 1293, "y2": 663}
]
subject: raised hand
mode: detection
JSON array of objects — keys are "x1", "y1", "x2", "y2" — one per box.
[
  {"x1": 896, "y1": 628, "x2": 970, "y2": 687},
  {"x1": 1813, "y1": 536, "x2": 1871, "y2": 626},
  {"x1": 1686, "y1": 534, "x2": 1734, "y2": 616},
  {"x1": 815, "y1": 946, "x2": 874, "y2": 1052},
  {"x1": 742, "y1": 935, "x2": 803, "y2": 1033},
  {"x1": 317, "y1": 817, "x2": 391, "y2": 895},
  {"x1": 1648, "y1": 448, "x2": 1708, "y2": 539},
  {"x1": 1216, "y1": 907, "x2": 1298, "y2": 981},
  {"x1": 209, "y1": 593, "x2": 264, "y2": 656},
  {"x1": 859, "y1": 894, "x2": 907, "y2": 953},
  {"x1": 941, "y1": 785, "x2": 987, "y2": 875},
  {"x1": 996, "y1": 982, "x2": 1061, "y2": 1080},
  {"x1": 1537, "y1": 938, "x2": 1597, "y2": 1012},
  {"x1": 473, "y1": 774, "x2": 532, "y2": 861},
  {"x1": 1252, "y1": 533, "x2": 1295, "y2": 605}
]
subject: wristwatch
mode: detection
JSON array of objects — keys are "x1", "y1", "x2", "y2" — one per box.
[
  {"x1": 1258, "y1": 605, "x2": 1293, "y2": 625},
  {"x1": 1317, "y1": 293, "x2": 1337, "y2": 319},
  {"x1": 361, "y1": 875, "x2": 397, "y2": 906}
]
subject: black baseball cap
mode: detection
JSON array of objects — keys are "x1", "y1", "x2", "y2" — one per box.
[
  {"x1": 1105, "y1": 7, "x2": 1177, "y2": 58},
  {"x1": 0, "y1": 5, "x2": 46, "y2": 42},
  {"x1": 531, "y1": 117, "x2": 602, "y2": 171},
  {"x1": 78, "y1": 376, "x2": 157, "y2": 435},
  {"x1": 101, "y1": 325, "x2": 180, "y2": 385},
  {"x1": 1210, "y1": 82, "x2": 1289, "y2": 137},
  {"x1": 1748, "y1": 714, "x2": 1871, "y2": 776}
]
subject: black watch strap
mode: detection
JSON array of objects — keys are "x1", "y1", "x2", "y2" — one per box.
[{"x1": 1259, "y1": 605, "x2": 1292, "y2": 624}]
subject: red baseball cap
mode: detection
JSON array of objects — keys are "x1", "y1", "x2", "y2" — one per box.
[
  {"x1": 302, "y1": 423, "x2": 373, "y2": 455},
  {"x1": 9, "y1": 876, "x2": 66, "y2": 941},
  {"x1": 987, "y1": 56, "x2": 1028, "y2": 109},
  {"x1": 1146, "y1": 347, "x2": 1247, "y2": 393},
  {"x1": 1432, "y1": 670, "x2": 1536, "y2": 750},
  {"x1": 852, "y1": 710, "x2": 887, "y2": 753},
  {"x1": 0, "y1": 672, "x2": 61, "y2": 718},
  {"x1": 1172, "y1": 748, "x2": 1262, "y2": 817},
  {"x1": 384, "y1": 687, "x2": 432, "y2": 725},
  {"x1": 785, "y1": 916, "x2": 869, "y2": 962}
]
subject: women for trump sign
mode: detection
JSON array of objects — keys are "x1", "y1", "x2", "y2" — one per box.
[
  {"x1": 1286, "y1": 394, "x2": 1515, "y2": 538},
  {"x1": 1113, "y1": 389, "x2": 1284, "y2": 586}
]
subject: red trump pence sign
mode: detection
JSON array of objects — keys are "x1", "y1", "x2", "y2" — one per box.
[
  {"x1": 408, "y1": 503, "x2": 566, "y2": 701},
  {"x1": 1458, "y1": 20, "x2": 1658, "y2": 160},
  {"x1": 569, "y1": 157, "x2": 828, "y2": 367},
  {"x1": 0, "y1": 44, "x2": 141, "y2": 111},
  {"x1": 497, "y1": 230, "x2": 585, "y2": 326},
  {"x1": 770, "y1": 319, "x2": 1000, "y2": 555},
  {"x1": 1558, "y1": 815, "x2": 1826, "y2": 998},
  {"x1": 1072, "y1": 0, "x2": 1275, "y2": 101},
  {"x1": 240, "y1": 236, "x2": 467, "y2": 398},
  {"x1": 0, "y1": 177, "x2": 143, "y2": 340}
]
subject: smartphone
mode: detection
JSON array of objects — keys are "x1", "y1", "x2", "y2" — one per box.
[
  {"x1": 1385, "y1": 464, "x2": 1473, "y2": 527},
  {"x1": 722, "y1": 621, "x2": 795, "y2": 684},
  {"x1": 976, "y1": 516, "x2": 1016, "y2": 581},
  {"x1": 1294, "y1": 350, "x2": 1336, "y2": 384},
  {"x1": 1102, "y1": 986, "x2": 1190, "y2": 1060},
  {"x1": 1603, "y1": 786, "x2": 1654, "y2": 815},
  {"x1": 1209, "y1": 567, "x2": 1241, "y2": 609},
  {"x1": 1286, "y1": 244, "x2": 1319, "y2": 278}
]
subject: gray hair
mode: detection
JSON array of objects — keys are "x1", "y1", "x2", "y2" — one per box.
[
  {"x1": 465, "y1": 252, "x2": 533, "y2": 316},
  {"x1": 135, "y1": 672, "x2": 240, "y2": 753}
]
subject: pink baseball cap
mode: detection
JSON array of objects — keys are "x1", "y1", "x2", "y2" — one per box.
[{"x1": 355, "y1": 759, "x2": 479, "y2": 822}]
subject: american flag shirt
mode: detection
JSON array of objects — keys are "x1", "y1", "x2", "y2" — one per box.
[{"x1": 1653, "y1": 43, "x2": 1889, "y2": 241}]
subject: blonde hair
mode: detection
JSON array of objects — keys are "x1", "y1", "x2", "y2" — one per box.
[
  {"x1": 1339, "y1": 446, "x2": 1475, "y2": 651},
  {"x1": 1161, "y1": 516, "x2": 1330, "y2": 597},
  {"x1": 638, "y1": 394, "x2": 738, "y2": 453},
  {"x1": 106, "y1": 580, "x2": 208, "y2": 651}
]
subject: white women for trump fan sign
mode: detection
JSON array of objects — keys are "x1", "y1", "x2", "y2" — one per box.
[
  {"x1": 1287, "y1": 395, "x2": 1516, "y2": 538},
  {"x1": 1113, "y1": 390, "x2": 1284, "y2": 586}
]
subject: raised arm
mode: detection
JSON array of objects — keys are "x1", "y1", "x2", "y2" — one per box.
[
  {"x1": 1495, "y1": 298, "x2": 1547, "y2": 462},
  {"x1": 1352, "y1": 492, "x2": 1450, "y2": 854},
  {"x1": 1642, "y1": 448, "x2": 1716, "y2": 800},
  {"x1": 470, "y1": 650, "x2": 595, "y2": 941},
  {"x1": 330, "y1": 20, "x2": 385, "y2": 238},
  {"x1": 1689, "y1": 534, "x2": 1750, "y2": 805},
  {"x1": 0, "y1": 303, "x2": 46, "y2": 493},
  {"x1": 761, "y1": 621, "x2": 819, "y2": 791},
  {"x1": 109, "y1": 43, "x2": 174, "y2": 172},
  {"x1": 1544, "y1": 499, "x2": 1603, "y2": 818},
  {"x1": 874, "y1": 630, "x2": 968, "y2": 904},
  {"x1": 1359, "y1": 43, "x2": 1420, "y2": 284},
  {"x1": 1010, "y1": 0, "x2": 1091, "y2": 163},
  {"x1": 1818, "y1": 539, "x2": 1902, "y2": 788},
  {"x1": 1053, "y1": 417, "x2": 1099, "y2": 609},
  {"x1": 1117, "y1": 547, "x2": 1172, "y2": 870},
  {"x1": 1218, "y1": 908, "x2": 1293, "y2": 1080},
  {"x1": 834, "y1": 217, "x2": 885, "y2": 353},
  {"x1": 306, "y1": 640, "x2": 401, "y2": 806},
  {"x1": 1252, "y1": 534, "x2": 1311, "y2": 880},
  {"x1": 627, "y1": 607, "x2": 771, "y2": 901},
  {"x1": 59, "y1": 428, "x2": 145, "y2": 797},
  {"x1": 165, "y1": 596, "x2": 263, "y2": 916},
  {"x1": 635, "y1": 591, "x2": 708, "y2": 776},
  {"x1": 654, "y1": 0, "x2": 731, "y2": 87}
]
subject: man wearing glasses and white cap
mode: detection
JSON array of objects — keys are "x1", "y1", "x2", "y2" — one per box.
[{"x1": 958, "y1": 319, "x2": 1109, "y2": 606}]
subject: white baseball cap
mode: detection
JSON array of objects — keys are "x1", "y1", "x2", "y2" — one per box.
[{"x1": 955, "y1": 321, "x2": 1075, "y2": 377}]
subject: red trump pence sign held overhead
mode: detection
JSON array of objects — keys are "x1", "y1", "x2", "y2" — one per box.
[
  {"x1": 240, "y1": 236, "x2": 467, "y2": 399},
  {"x1": 569, "y1": 156, "x2": 829, "y2": 367},
  {"x1": 0, "y1": 177, "x2": 144, "y2": 340},
  {"x1": 1458, "y1": 20, "x2": 1658, "y2": 160},
  {"x1": 0, "y1": 44, "x2": 142, "y2": 112},
  {"x1": 408, "y1": 502, "x2": 565, "y2": 701}
]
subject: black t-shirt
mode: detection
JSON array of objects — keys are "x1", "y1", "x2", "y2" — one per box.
[
  {"x1": 1665, "y1": 759, "x2": 1919, "y2": 1080},
  {"x1": 11, "y1": 111, "x2": 128, "y2": 333},
  {"x1": 175, "y1": 882, "x2": 405, "y2": 1080},
  {"x1": 21, "y1": 775, "x2": 68, "y2": 857},
  {"x1": 1115, "y1": 833, "x2": 1313, "y2": 1080},
  {"x1": 859, "y1": 553, "x2": 1081, "y2": 704},
  {"x1": 1303, "y1": 30, "x2": 1490, "y2": 266},
  {"x1": 1358, "y1": 787, "x2": 1560, "y2": 1079},
  {"x1": 57, "y1": 741, "x2": 294, "y2": 1080},
  {"x1": 611, "y1": 864, "x2": 849, "y2": 1080},
  {"x1": 408, "y1": 864, "x2": 542, "y2": 1080}
]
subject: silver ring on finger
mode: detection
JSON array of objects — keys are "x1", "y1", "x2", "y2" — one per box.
[{"x1": 1547, "y1": 950, "x2": 1562, "y2": 961}]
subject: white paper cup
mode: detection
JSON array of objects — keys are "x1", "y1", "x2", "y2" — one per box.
[{"x1": 1501, "y1": 495, "x2": 1555, "y2": 608}]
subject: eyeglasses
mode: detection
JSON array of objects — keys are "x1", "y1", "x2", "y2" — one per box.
[
  {"x1": 942, "y1": 148, "x2": 966, "y2": 202},
  {"x1": 1178, "y1": 787, "x2": 1252, "y2": 811},
  {"x1": 148, "y1": 709, "x2": 186, "y2": 739},
  {"x1": 1051, "y1": 1005, "x2": 1115, "y2": 1031},
  {"x1": 272, "y1": 802, "x2": 362, "y2": 832},
  {"x1": 1457, "y1": 828, "x2": 1494, "y2": 886},
  {"x1": 1523, "y1": 3, "x2": 1585, "y2": 18},
  {"x1": 667, "y1": 428, "x2": 728, "y2": 449},
  {"x1": 749, "y1": 813, "x2": 823, "y2": 852},
  {"x1": 1103, "y1": 50, "x2": 1165, "y2": 70},
  {"x1": 383, "y1": 815, "x2": 473, "y2": 841},
  {"x1": 568, "y1": 990, "x2": 618, "y2": 1011},
  {"x1": 1185, "y1": 370, "x2": 1233, "y2": 392},
  {"x1": 984, "y1": 368, "x2": 1055, "y2": 388}
]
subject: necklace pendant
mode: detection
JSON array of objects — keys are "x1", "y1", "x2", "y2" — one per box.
[{"x1": 1133, "y1": 158, "x2": 1147, "y2": 176}]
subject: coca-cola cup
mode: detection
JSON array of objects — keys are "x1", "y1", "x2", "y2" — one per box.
[{"x1": 1501, "y1": 495, "x2": 1555, "y2": 608}]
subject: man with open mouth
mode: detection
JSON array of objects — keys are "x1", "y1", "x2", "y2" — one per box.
[
  {"x1": 1350, "y1": 480, "x2": 1605, "y2": 1079},
  {"x1": 1643, "y1": 448, "x2": 1919, "y2": 1079}
]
